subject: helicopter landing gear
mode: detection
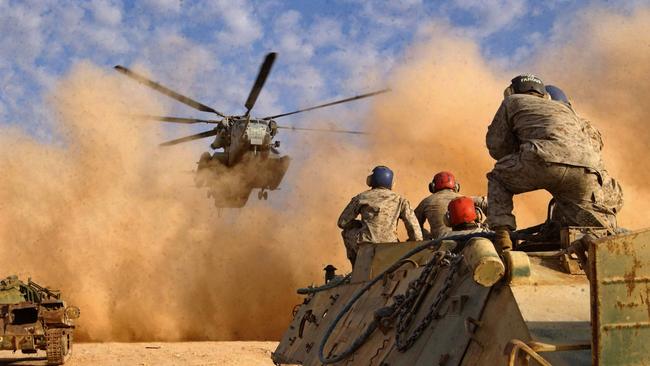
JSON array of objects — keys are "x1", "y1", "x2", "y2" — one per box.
[{"x1": 258, "y1": 189, "x2": 268, "y2": 200}]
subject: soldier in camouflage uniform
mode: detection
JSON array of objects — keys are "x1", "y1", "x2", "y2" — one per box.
[
  {"x1": 544, "y1": 85, "x2": 624, "y2": 226},
  {"x1": 486, "y1": 75, "x2": 620, "y2": 250},
  {"x1": 338, "y1": 166, "x2": 423, "y2": 265},
  {"x1": 414, "y1": 171, "x2": 487, "y2": 240}
]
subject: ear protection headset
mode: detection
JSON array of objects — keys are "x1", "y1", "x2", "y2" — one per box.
[{"x1": 429, "y1": 171, "x2": 460, "y2": 194}]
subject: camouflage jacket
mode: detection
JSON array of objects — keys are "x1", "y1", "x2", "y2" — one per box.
[
  {"x1": 338, "y1": 188, "x2": 423, "y2": 243},
  {"x1": 487, "y1": 94, "x2": 603, "y2": 171},
  {"x1": 581, "y1": 117, "x2": 604, "y2": 153},
  {"x1": 415, "y1": 190, "x2": 487, "y2": 240}
]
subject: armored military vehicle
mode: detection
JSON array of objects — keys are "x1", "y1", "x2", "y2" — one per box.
[
  {"x1": 272, "y1": 226, "x2": 650, "y2": 365},
  {"x1": 0, "y1": 276, "x2": 80, "y2": 365}
]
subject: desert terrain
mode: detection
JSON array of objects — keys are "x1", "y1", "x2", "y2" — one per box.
[{"x1": 0, "y1": 342, "x2": 278, "y2": 366}]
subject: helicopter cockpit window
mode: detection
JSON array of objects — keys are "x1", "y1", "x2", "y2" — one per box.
[{"x1": 247, "y1": 123, "x2": 267, "y2": 145}]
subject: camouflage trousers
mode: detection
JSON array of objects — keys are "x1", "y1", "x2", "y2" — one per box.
[
  {"x1": 487, "y1": 154, "x2": 621, "y2": 231},
  {"x1": 341, "y1": 226, "x2": 362, "y2": 266}
]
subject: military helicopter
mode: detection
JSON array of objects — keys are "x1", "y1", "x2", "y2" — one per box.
[{"x1": 115, "y1": 52, "x2": 387, "y2": 207}]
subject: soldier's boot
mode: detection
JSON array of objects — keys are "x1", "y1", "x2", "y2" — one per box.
[{"x1": 493, "y1": 226, "x2": 513, "y2": 253}]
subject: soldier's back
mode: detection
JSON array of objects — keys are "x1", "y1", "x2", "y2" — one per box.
[
  {"x1": 503, "y1": 94, "x2": 602, "y2": 170},
  {"x1": 354, "y1": 188, "x2": 405, "y2": 243},
  {"x1": 416, "y1": 190, "x2": 461, "y2": 239}
]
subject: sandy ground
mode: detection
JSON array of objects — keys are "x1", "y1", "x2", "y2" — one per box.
[{"x1": 0, "y1": 342, "x2": 279, "y2": 366}]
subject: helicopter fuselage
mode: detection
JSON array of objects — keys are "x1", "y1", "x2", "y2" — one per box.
[
  {"x1": 210, "y1": 117, "x2": 279, "y2": 167},
  {"x1": 114, "y1": 52, "x2": 383, "y2": 208}
]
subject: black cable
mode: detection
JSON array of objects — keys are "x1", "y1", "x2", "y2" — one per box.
[{"x1": 297, "y1": 274, "x2": 352, "y2": 295}]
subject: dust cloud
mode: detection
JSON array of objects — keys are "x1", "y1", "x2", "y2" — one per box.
[
  {"x1": 365, "y1": 24, "x2": 552, "y2": 228},
  {"x1": 534, "y1": 7, "x2": 650, "y2": 229},
  {"x1": 0, "y1": 5, "x2": 648, "y2": 343},
  {"x1": 365, "y1": 6, "x2": 650, "y2": 229},
  {"x1": 0, "y1": 62, "x2": 358, "y2": 341}
]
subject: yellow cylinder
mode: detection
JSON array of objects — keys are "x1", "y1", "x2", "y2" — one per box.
[
  {"x1": 462, "y1": 237, "x2": 506, "y2": 287},
  {"x1": 503, "y1": 250, "x2": 531, "y2": 285}
]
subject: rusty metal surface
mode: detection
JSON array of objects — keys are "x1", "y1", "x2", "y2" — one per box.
[
  {"x1": 510, "y1": 281, "x2": 592, "y2": 365},
  {"x1": 272, "y1": 282, "x2": 359, "y2": 364},
  {"x1": 461, "y1": 286, "x2": 530, "y2": 366},
  {"x1": 351, "y1": 241, "x2": 429, "y2": 283},
  {"x1": 316, "y1": 251, "x2": 490, "y2": 366},
  {"x1": 383, "y1": 271, "x2": 491, "y2": 365},
  {"x1": 274, "y1": 242, "x2": 492, "y2": 365},
  {"x1": 527, "y1": 256, "x2": 588, "y2": 285},
  {"x1": 558, "y1": 227, "x2": 607, "y2": 275},
  {"x1": 589, "y1": 229, "x2": 650, "y2": 366},
  {"x1": 505, "y1": 339, "x2": 553, "y2": 366},
  {"x1": 274, "y1": 229, "x2": 650, "y2": 365}
]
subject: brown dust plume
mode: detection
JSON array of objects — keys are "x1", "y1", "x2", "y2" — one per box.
[
  {"x1": 365, "y1": 7, "x2": 650, "y2": 230},
  {"x1": 0, "y1": 4, "x2": 649, "y2": 342},
  {"x1": 365, "y1": 24, "x2": 550, "y2": 228},
  {"x1": 0, "y1": 62, "x2": 361, "y2": 341}
]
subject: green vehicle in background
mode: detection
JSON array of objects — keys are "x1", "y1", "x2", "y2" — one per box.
[{"x1": 0, "y1": 276, "x2": 79, "y2": 365}]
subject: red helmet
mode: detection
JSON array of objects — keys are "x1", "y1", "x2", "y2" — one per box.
[
  {"x1": 429, "y1": 171, "x2": 459, "y2": 193},
  {"x1": 446, "y1": 197, "x2": 478, "y2": 227}
]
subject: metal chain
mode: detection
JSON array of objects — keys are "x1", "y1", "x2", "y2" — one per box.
[
  {"x1": 374, "y1": 252, "x2": 443, "y2": 331},
  {"x1": 393, "y1": 251, "x2": 463, "y2": 352},
  {"x1": 319, "y1": 234, "x2": 485, "y2": 365}
]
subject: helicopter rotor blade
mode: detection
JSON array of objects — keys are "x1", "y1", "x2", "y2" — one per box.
[
  {"x1": 244, "y1": 52, "x2": 277, "y2": 115},
  {"x1": 114, "y1": 65, "x2": 226, "y2": 117},
  {"x1": 277, "y1": 125, "x2": 367, "y2": 135},
  {"x1": 135, "y1": 115, "x2": 222, "y2": 124},
  {"x1": 159, "y1": 129, "x2": 219, "y2": 147},
  {"x1": 263, "y1": 88, "x2": 390, "y2": 120}
]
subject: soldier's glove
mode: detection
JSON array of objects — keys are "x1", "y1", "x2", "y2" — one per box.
[{"x1": 493, "y1": 226, "x2": 513, "y2": 253}]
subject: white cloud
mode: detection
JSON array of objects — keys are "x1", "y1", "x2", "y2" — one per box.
[
  {"x1": 308, "y1": 18, "x2": 344, "y2": 48},
  {"x1": 212, "y1": 0, "x2": 262, "y2": 47},
  {"x1": 356, "y1": 0, "x2": 427, "y2": 30},
  {"x1": 85, "y1": 26, "x2": 131, "y2": 53},
  {"x1": 142, "y1": 0, "x2": 183, "y2": 14},
  {"x1": 450, "y1": 0, "x2": 528, "y2": 36},
  {"x1": 273, "y1": 11, "x2": 314, "y2": 61},
  {"x1": 1, "y1": 0, "x2": 599, "y2": 145},
  {"x1": 0, "y1": 2, "x2": 46, "y2": 65},
  {"x1": 89, "y1": 0, "x2": 123, "y2": 26},
  {"x1": 325, "y1": 43, "x2": 390, "y2": 92}
]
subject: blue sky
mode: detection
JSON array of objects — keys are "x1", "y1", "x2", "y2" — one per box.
[{"x1": 0, "y1": 0, "x2": 634, "y2": 145}]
